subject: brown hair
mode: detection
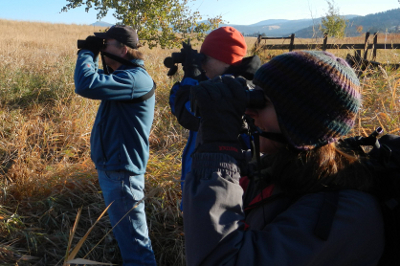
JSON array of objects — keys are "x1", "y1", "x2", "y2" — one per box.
[
  {"x1": 114, "y1": 41, "x2": 145, "y2": 60},
  {"x1": 125, "y1": 46, "x2": 144, "y2": 61},
  {"x1": 267, "y1": 142, "x2": 374, "y2": 195}
]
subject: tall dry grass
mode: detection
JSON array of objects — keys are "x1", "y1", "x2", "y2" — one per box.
[
  {"x1": 0, "y1": 18, "x2": 399, "y2": 265},
  {"x1": 0, "y1": 19, "x2": 185, "y2": 265}
]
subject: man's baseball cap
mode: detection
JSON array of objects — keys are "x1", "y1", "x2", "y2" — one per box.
[{"x1": 94, "y1": 25, "x2": 139, "y2": 49}]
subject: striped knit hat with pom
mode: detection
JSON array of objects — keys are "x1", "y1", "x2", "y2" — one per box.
[{"x1": 253, "y1": 50, "x2": 361, "y2": 151}]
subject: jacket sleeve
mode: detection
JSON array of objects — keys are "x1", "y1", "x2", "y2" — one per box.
[
  {"x1": 169, "y1": 82, "x2": 180, "y2": 115},
  {"x1": 183, "y1": 152, "x2": 384, "y2": 266},
  {"x1": 74, "y1": 50, "x2": 150, "y2": 100},
  {"x1": 169, "y1": 77, "x2": 200, "y2": 131}
]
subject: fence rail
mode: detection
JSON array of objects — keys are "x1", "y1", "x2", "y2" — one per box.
[
  {"x1": 256, "y1": 43, "x2": 400, "y2": 51},
  {"x1": 255, "y1": 32, "x2": 400, "y2": 63}
]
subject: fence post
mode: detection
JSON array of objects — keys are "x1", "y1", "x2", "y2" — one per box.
[
  {"x1": 255, "y1": 35, "x2": 262, "y2": 50},
  {"x1": 363, "y1": 32, "x2": 370, "y2": 60},
  {"x1": 289, "y1": 34, "x2": 295, "y2": 51},
  {"x1": 355, "y1": 50, "x2": 361, "y2": 60},
  {"x1": 323, "y1": 34, "x2": 328, "y2": 51},
  {"x1": 372, "y1": 33, "x2": 378, "y2": 61}
]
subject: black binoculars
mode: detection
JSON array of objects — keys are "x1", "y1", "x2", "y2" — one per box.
[
  {"x1": 191, "y1": 83, "x2": 266, "y2": 117},
  {"x1": 77, "y1": 37, "x2": 104, "y2": 49},
  {"x1": 77, "y1": 40, "x2": 87, "y2": 49},
  {"x1": 163, "y1": 52, "x2": 206, "y2": 69},
  {"x1": 246, "y1": 89, "x2": 266, "y2": 109},
  {"x1": 163, "y1": 51, "x2": 206, "y2": 76}
]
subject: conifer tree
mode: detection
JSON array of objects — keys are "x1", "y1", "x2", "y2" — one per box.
[{"x1": 320, "y1": 0, "x2": 347, "y2": 38}]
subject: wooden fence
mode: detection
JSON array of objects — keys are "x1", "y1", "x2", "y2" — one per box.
[{"x1": 254, "y1": 32, "x2": 400, "y2": 68}]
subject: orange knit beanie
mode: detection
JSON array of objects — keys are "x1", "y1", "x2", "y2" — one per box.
[{"x1": 200, "y1": 26, "x2": 247, "y2": 65}]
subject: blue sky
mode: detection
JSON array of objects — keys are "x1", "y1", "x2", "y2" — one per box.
[{"x1": 0, "y1": 0, "x2": 399, "y2": 26}]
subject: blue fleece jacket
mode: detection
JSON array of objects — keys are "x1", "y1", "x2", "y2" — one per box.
[{"x1": 74, "y1": 50, "x2": 155, "y2": 174}]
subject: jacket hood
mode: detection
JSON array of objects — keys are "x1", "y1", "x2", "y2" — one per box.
[{"x1": 224, "y1": 55, "x2": 262, "y2": 80}]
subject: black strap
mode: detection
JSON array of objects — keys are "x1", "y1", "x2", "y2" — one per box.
[
  {"x1": 259, "y1": 131, "x2": 288, "y2": 144},
  {"x1": 314, "y1": 191, "x2": 339, "y2": 240},
  {"x1": 101, "y1": 51, "x2": 146, "y2": 70},
  {"x1": 122, "y1": 83, "x2": 156, "y2": 104}
]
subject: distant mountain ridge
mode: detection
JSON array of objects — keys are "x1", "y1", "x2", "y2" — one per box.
[
  {"x1": 223, "y1": 8, "x2": 399, "y2": 37},
  {"x1": 91, "y1": 8, "x2": 400, "y2": 38},
  {"x1": 91, "y1": 21, "x2": 113, "y2": 27},
  {"x1": 295, "y1": 8, "x2": 400, "y2": 38},
  {"x1": 248, "y1": 19, "x2": 291, "y2": 27}
]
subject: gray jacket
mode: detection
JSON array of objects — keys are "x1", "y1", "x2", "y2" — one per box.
[{"x1": 183, "y1": 152, "x2": 384, "y2": 266}]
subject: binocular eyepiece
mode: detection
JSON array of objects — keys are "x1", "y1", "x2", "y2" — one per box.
[
  {"x1": 246, "y1": 89, "x2": 266, "y2": 109},
  {"x1": 163, "y1": 52, "x2": 206, "y2": 68},
  {"x1": 77, "y1": 37, "x2": 104, "y2": 50},
  {"x1": 163, "y1": 51, "x2": 206, "y2": 76},
  {"x1": 77, "y1": 40, "x2": 87, "y2": 49}
]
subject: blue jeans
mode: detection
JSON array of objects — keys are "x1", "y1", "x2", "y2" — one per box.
[{"x1": 98, "y1": 170, "x2": 156, "y2": 266}]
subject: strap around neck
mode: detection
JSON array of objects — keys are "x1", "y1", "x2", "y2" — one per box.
[{"x1": 101, "y1": 51, "x2": 145, "y2": 70}]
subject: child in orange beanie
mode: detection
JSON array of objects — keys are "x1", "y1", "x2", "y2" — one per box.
[{"x1": 169, "y1": 27, "x2": 261, "y2": 210}]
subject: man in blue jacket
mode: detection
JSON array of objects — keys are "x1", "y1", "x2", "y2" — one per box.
[{"x1": 74, "y1": 25, "x2": 156, "y2": 266}]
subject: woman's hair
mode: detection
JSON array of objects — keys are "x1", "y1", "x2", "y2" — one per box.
[
  {"x1": 115, "y1": 41, "x2": 144, "y2": 60},
  {"x1": 268, "y1": 143, "x2": 374, "y2": 195},
  {"x1": 125, "y1": 47, "x2": 144, "y2": 61}
]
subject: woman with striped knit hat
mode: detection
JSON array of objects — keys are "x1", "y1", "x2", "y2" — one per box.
[{"x1": 182, "y1": 50, "x2": 384, "y2": 266}]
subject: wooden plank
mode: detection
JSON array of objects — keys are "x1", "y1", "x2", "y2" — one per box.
[
  {"x1": 363, "y1": 44, "x2": 400, "y2": 49},
  {"x1": 256, "y1": 32, "x2": 400, "y2": 54},
  {"x1": 258, "y1": 36, "x2": 293, "y2": 40},
  {"x1": 259, "y1": 43, "x2": 400, "y2": 50}
]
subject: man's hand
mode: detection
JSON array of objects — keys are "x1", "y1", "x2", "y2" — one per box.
[
  {"x1": 181, "y1": 41, "x2": 206, "y2": 81},
  {"x1": 79, "y1": 36, "x2": 103, "y2": 58},
  {"x1": 191, "y1": 75, "x2": 247, "y2": 144}
]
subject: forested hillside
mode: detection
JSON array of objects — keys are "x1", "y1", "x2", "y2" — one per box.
[{"x1": 295, "y1": 8, "x2": 400, "y2": 38}]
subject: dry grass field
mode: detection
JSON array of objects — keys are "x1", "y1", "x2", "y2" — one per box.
[{"x1": 0, "y1": 19, "x2": 399, "y2": 265}]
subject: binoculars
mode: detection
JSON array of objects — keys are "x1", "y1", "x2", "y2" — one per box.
[
  {"x1": 163, "y1": 51, "x2": 206, "y2": 76},
  {"x1": 191, "y1": 81, "x2": 266, "y2": 117},
  {"x1": 77, "y1": 37, "x2": 103, "y2": 49}
]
